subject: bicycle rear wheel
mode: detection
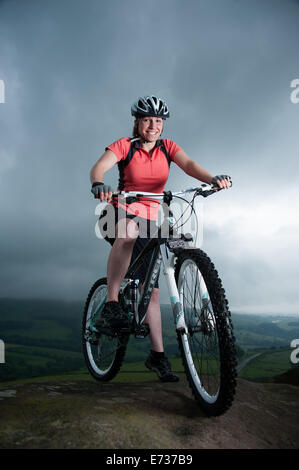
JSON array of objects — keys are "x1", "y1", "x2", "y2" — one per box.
[
  {"x1": 82, "y1": 278, "x2": 129, "y2": 381},
  {"x1": 175, "y1": 249, "x2": 237, "y2": 416}
]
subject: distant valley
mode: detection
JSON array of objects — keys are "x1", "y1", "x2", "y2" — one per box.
[{"x1": 0, "y1": 298, "x2": 298, "y2": 384}]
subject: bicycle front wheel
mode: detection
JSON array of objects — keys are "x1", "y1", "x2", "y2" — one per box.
[
  {"x1": 82, "y1": 278, "x2": 129, "y2": 382},
  {"x1": 175, "y1": 249, "x2": 237, "y2": 416}
]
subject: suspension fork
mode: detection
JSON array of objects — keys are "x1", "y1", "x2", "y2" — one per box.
[{"x1": 160, "y1": 244, "x2": 188, "y2": 334}]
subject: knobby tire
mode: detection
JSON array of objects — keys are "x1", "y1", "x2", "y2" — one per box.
[
  {"x1": 175, "y1": 249, "x2": 237, "y2": 416},
  {"x1": 82, "y1": 278, "x2": 129, "y2": 382}
]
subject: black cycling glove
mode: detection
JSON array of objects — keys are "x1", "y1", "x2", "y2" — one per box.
[
  {"x1": 211, "y1": 175, "x2": 232, "y2": 187},
  {"x1": 91, "y1": 182, "x2": 113, "y2": 198}
]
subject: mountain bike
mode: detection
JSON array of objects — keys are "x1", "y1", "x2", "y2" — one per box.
[{"x1": 82, "y1": 185, "x2": 237, "y2": 416}]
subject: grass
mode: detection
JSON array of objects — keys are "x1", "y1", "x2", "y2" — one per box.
[
  {"x1": 237, "y1": 347, "x2": 294, "y2": 381},
  {"x1": 0, "y1": 366, "x2": 167, "y2": 386},
  {"x1": 0, "y1": 370, "x2": 93, "y2": 386},
  {"x1": 1, "y1": 298, "x2": 299, "y2": 386},
  {"x1": 1, "y1": 320, "x2": 72, "y2": 341},
  {"x1": 5, "y1": 344, "x2": 83, "y2": 359},
  {"x1": 1, "y1": 348, "x2": 297, "y2": 388}
]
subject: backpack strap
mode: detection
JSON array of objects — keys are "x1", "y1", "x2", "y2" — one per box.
[
  {"x1": 156, "y1": 139, "x2": 172, "y2": 167},
  {"x1": 117, "y1": 139, "x2": 139, "y2": 190},
  {"x1": 117, "y1": 138, "x2": 171, "y2": 191}
]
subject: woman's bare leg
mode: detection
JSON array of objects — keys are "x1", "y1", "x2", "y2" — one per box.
[
  {"x1": 106, "y1": 218, "x2": 139, "y2": 302},
  {"x1": 106, "y1": 220, "x2": 164, "y2": 352},
  {"x1": 144, "y1": 288, "x2": 164, "y2": 352}
]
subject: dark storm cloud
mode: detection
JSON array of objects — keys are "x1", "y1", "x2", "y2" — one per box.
[{"x1": 0, "y1": 0, "x2": 298, "y2": 311}]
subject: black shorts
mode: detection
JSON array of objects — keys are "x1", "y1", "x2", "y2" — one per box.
[{"x1": 98, "y1": 204, "x2": 160, "y2": 288}]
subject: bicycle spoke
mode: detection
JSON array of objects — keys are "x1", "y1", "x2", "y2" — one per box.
[
  {"x1": 83, "y1": 280, "x2": 128, "y2": 380},
  {"x1": 179, "y1": 258, "x2": 221, "y2": 398}
]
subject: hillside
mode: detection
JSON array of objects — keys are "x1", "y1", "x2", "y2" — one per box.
[
  {"x1": 1, "y1": 298, "x2": 298, "y2": 449},
  {"x1": 1, "y1": 298, "x2": 299, "y2": 383},
  {"x1": 0, "y1": 375, "x2": 298, "y2": 449},
  {"x1": 272, "y1": 367, "x2": 299, "y2": 386}
]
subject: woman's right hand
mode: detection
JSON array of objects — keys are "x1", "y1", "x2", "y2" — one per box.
[{"x1": 91, "y1": 182, "x2": 113, "y2": 202}]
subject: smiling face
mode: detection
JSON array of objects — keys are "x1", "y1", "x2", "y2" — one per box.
[{"x1": 137, "y1": 116, "x2": 163, "y2": 142}]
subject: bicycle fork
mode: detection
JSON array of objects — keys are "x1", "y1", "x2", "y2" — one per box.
[{"x1": 160, "y1": 245, "x2": 188, "y2": 334}]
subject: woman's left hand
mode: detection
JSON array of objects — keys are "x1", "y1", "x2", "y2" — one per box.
[{"x1": 211, "y1": 175, "x2": 232, "y2": 189}]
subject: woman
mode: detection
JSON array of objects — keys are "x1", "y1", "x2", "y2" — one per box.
[{"x1": 90, "y1": 95, "x2": 231, "y2": 382}]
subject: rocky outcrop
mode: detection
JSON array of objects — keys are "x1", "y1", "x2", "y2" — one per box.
[
  {"x1": 272, "y1": 367, "x2": 299, "y2": 387},
  {"x1": 0, "y1": 377, "x2": 298, "y2": 449}
]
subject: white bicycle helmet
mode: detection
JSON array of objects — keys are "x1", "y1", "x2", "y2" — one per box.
[{"x1": 131, "y1": 95, "x2": 170, "y2": 119}]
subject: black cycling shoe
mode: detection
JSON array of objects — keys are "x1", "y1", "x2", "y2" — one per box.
[
  {"x1": 145, "y1": 351, "x2": 180, "y2": 383},
  {"x1": 94, "y1": 301, "x2": 129, "y2": 330}
]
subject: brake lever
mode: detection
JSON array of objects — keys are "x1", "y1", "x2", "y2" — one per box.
[
  {"x1": 195, "y1": 184, "x2": 223, "y2": 198},
  {"x1": 111, "y1": 193, "x2": 141, "y2": 205},
  {"x1": 126, "y1": 196, "x2": 141, "y2": 204}
]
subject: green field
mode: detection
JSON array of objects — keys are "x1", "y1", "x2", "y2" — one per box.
[
  {"x1": 237, "y1": 348, "x2": 295, "y2": 381},
  {"x1": 1, "y1": 298, "x2": 299, "y2": 384}
]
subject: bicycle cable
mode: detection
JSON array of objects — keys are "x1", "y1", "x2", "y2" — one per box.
[{"x1": 169, "y1": 192, "x2": 200, "y2": 245}]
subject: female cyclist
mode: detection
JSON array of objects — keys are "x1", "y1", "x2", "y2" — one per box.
[{"x1": 90, "y1": 95, "x2": 231, "y2": 382}]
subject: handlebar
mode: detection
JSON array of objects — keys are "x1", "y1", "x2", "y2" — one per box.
[
  {"x1": 110, "y1": 183, "x2": 227, "y2": 202},
  {"x1": 94, "y1": 183, "x2": 231, "y2": 235}
]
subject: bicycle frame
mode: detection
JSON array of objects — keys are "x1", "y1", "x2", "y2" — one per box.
[
  {"x1": 123, "y1": 208, "x2": 187, "y2": 335},
  {"x1": 95, "y1": 185, "x2": 221, "y2": 337},
  {"x1": 85, "y1": 182, "x2": 236, "y2": 416}
]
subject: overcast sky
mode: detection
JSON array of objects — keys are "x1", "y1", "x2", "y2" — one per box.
[{"x1": 0, "y1": 0, "x2": 299, "y2": 314}]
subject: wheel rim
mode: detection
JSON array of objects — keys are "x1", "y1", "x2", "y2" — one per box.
[
  {"x1": 178, "y1": 259, "x2": 221, "y2": 403},
  {"x1": 84, "y1": 284, "x2": 119, "y2": 376}
]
